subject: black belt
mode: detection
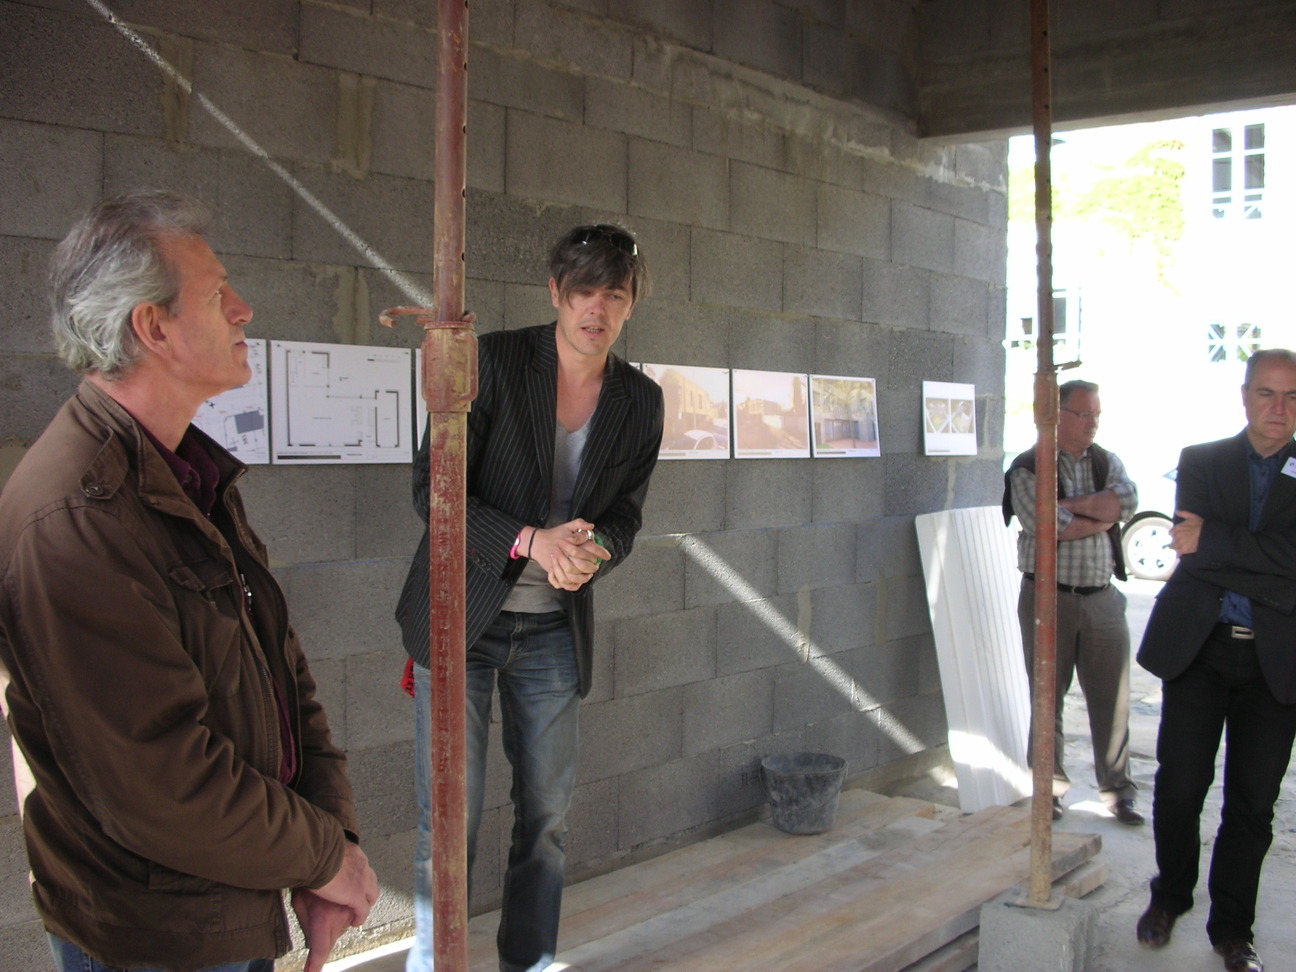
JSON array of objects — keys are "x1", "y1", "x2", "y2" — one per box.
[
  {"x1": 1024, "y1": 573, "x2": 1109, "y2": 596},
  {"x1": 1213, "y1": 622, "x2": 1255, "y2": 641}
]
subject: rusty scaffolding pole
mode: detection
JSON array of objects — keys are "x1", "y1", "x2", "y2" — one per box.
[
  {"x1": 381, "y1": 0, "x2": 475, "y2": 967},
  {"x1": 1027, "y1": 0, "x2": 1063, "y2": 909}
]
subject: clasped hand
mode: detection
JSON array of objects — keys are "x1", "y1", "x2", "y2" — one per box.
[{"x1": 529, "y1": 519, "x2": 609, "y2": 591}]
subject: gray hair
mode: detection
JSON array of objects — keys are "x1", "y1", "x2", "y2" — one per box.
[
  {"x1": 1244, "y1": 349, "x2": 1296, "y2": 387},
  {"x1": 1059, "y1": 379, "x2": 1099, "y2": 405},
  {"x1": 49, "y1": 190, "x2": 212, "y2": 378}
]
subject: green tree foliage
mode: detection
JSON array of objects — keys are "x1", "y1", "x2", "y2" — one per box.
[{"x1": 1009, "y1": 139, "x2": 1186, "y2": 288}]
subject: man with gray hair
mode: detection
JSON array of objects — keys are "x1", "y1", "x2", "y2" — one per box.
[
  {"x1": 0, "y1": 190, "x2": 378, "y2": 972},
  {"x1": 1002, "y1": 378, "x2": 1143, "y2": 825}
]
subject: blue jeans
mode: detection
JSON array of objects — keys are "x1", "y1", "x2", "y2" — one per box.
[
  {"x1": 47, "y1": 935, "x2": 273, "y2": 972},
  {"x1": 410, "y1": 610, "x2": 580, "y2": 972},
  {"x1": 1149, "y1": 629, "x2": 1296, "y2": 944}
]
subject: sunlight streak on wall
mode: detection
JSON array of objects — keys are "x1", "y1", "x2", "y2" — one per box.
[{"x1": 83, "y1": 0, "x2": 437, "y2": 309}]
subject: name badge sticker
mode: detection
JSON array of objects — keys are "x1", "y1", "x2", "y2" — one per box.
[{"x1": 1283, "y1": 457, "x2": 1296, "y2": 479}]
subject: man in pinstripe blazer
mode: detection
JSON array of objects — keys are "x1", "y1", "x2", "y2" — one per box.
[{"x1": 396, "y1": 224, "x2": 664, "y2": 972}]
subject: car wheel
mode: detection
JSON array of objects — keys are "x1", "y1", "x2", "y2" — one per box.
[{"x1": 1122, "y1": 514, "x2": 1177, "y2": 581}]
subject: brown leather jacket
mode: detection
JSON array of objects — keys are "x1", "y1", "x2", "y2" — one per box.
[{"x1": 0, "y1": 381, "x2": 356, "y2": 971}]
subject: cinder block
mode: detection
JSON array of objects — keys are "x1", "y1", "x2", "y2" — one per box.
[
  {"x1": 873, "y1": 691, "x2": 948, "y2": 764},
  {"x1": 716, "y1": 592, "x2": 801, "y2": 676},
  {"x1": 803, "y1": 19, "x2": 850, "y2": 96},
  {"x1": 578, "y1": 688, "x2": 686, "y2": 782},
  {"x1": 516, "y1": 1, "x2": 634, "y2": 81},
  {"x1": 0, "y1": 120, "x2": 102, "y2": 240},
  {"x1": 857, "y1": 515, "x2": 922, "y2": 582},
  {"x1": 725, "y1": 309, "x2": 816, "y2": 372},
  {"x1": 630, "y1": 143, "x2": 729, "y2": 232},
  {"x1": 302, "y1": 655, "x2": 348, "y2": 752},
  {"x1": 930, "y1": 272, "x2": 990, "y2": 338},
  {"x1": 117, "y1": 0, "x2": 300, "y2": 55},
  {"x1": 847, "y1": 43, "x2": 916, "y2": 117},
  {"x1": 628, "y1": 295, "x2": 727, "y2": 367},
  {"x1": 684, "y1": 669, "x2": 775, "y2": 755},
  {"x1": 891, "y1": 201, "x2": 956, "y2": 274},
  {"x1": 566, "y1": 776, "x2": 620, "y2": 869},
  {"x1": 506, "y1": 111, "x2": 627, "y2": 213},
  {"x1": 188, "y1": 45, "x2": 337, "y2": 167},
  {"x1": 288, "y1": 168, "x2": 436, "y2": 274},
  {"x1": 953, "y1": 455, "x2": 1006, "y2": 509},
  {"x1": 877, "y1": 386, "x2": 921, "y2": 455},
  {"x1": 861, "y1": 258, "x2": 930, "y2": 331},
  {"x1": 955, "y1": 216, "x2": 1005, "y2": 283},
  {"x1": 810, "y1": 457, "x2": 886, "y2": 525},
  {"x1": 731, "y1": 162, "x2": 813, "y2": 246},
  {"x1": 808, "y1": 709, "x2": 880, "y2": 778},
  {"x1": 617, "y1": 750, "x2": 723, "y2": 846},
  {"x1": 714, "y1": 0, "x2": 801, "y2": 81},
  {"x1": 587, "y1": 80, "x2": 692, "y2": 148},
  {"x1": 465, "y1": 190, "x2": 573, "y2": 287},
  {"x1": 355, "y1": 465, "x2": 419, "y2": 559},
  {"x1": 469, "y1": 46, "x2": 584, "y2": 120},
  {"x1": 214, "y1": 150, "x2": 297, "y2": 260},
  {"x1": 956, "y1": 141, "x2": 1012, "y2": 204},
  {"x1": 916, "y1": 0, "x2": 994, "y2": 60},
  {"x1": 725, "y1": 460, "x2": 813, "y2": 531},
  {"x1": 619, "y1": 0, "x2": 714, "y2": 50},
  {"x1": 300, "y1": 3, "x2": 436, "y2": 88},
  {"x1": 886, "y1": 327, "x2": 953, "y2": 390},
  {"x1": 0, "y1": 354, "x2": 78, "y2": 446},
  {"x1": 278, "y1": 558, "x2": 408, "y2": 661},
  {"x1": 808, "y1": 584, "x2": 876, "y2": 654},
  {"x1": 220, "y1": 256, "x2": 371, "y2": 346},
  {"x1": 102, "y1": 133, "x2": 221, "y2": 216},
  {"x1": 238, "y1": 465, "x2": 358, "y2": 564},
  {"x1": 978, "y1": 890, "x2": 1097, "y2": 972},
  {"x1": 0, "y1": 236, "x2": 57, "y2": 356},
  {"x1": 367, "y1": 79, "x2": 436, "y2": 183},
  {"x1": 817, "y1": 184, "x2": 891, "y2": 260},
  {"x1": 373, "y1": 0, "x2": 433, "y2": 27},
  {"x1": 813, "y1": 320, "x2": 891, "y2": 382},
  {"x1": 932, "y1": 179, "x2": 992, "y2": 223},
  {"x1": 346, "y1": 649, "x2": 413, "y2": 751},
  {"x1": 783, "y1": 246, "x2": 864, "y2": 321},
  {"x1": 772, "y1": 656, "x2": 857, "y2": 732},
  {"x1": 1, "y1": 5, "x2": 165, "y2": 138},
  {"x1": 884, "y1": 454, "x2": 951, "y2": 518},
  {"x1": 639, "y1": 462, "x2": 727, "y2": 537},
  {"x1": 777, "y1": 522, "x2": 857, "y2": 594},
  {"x1": 585, "y1": 619, "x2": 618, "y2": 705},
  {"x1": 614, "y1": 606, "x2": 717, "y2": 697},
  {"x1": 849, "y1": 640, "x2": 920, "y2": 709},
  {"x1": 847, "y1": 1, "x2": 917, "y2": 49},
  {"x1": 691, "y1": 108, "x2": 788, "y2": 172},
  {"x1": 598, "y1": 539, "x2": 687, "y2": 621},
  {"x1": 347, "y1": 737, "x2": 417, "y2": 840},
  {"x1": 683, "y1": 528, "x2": 779, "y2": 609}
]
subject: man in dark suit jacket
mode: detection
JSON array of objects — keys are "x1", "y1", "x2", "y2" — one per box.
[
  {"x1": 396, "y1": 224, "x2": 664, "y2": 972},
  {"x1": 1135, "y1": 349, "x2": 1296, "y2": 972}
]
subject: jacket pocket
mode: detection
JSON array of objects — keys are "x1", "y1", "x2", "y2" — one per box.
[{"x1": 168, "y1": 557, "x2": 245, "y2": 699}]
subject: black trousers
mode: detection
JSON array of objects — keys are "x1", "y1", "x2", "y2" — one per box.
[{"x1": 1150, "y1": 628, "x2": 1296, "y2": 944}]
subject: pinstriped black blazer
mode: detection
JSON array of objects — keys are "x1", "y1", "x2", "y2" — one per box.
[
  {"x1": 1137, "y1": 432, "x2": 1296, "y2": 703},
  {"x1": 395, "y1": 322, "x2": 664, "y2": 697}
]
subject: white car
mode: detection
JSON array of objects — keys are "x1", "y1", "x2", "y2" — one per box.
[{"x1": 1122, "y1": 468, "x2": 1178, "y2": 581}]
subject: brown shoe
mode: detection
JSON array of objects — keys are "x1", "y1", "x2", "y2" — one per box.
[
  {"x1": 1136, "y1": 903, "x2": 1176, "y2": 948},
  {"x1": 1214, "y1": 940, "x2": 1263, "y2": 972},
  {"x1": 1111, "y1": 798, "x2": 1145, "y2": 825}
]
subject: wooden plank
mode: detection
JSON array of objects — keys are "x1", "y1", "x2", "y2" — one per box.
[
  {"x1": 902, "y1": 929, "x2": 978, "y2": 972},
  {"x1": 596, "y1": 807, "x2": 1098, "y2": 972},
  {"x1": 468, "y1": 792, "x2": 936, "y2": 970}
]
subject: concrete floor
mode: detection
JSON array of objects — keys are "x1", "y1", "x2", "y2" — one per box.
[{"x1": 325, "y1": 576, "x2": 1296, "y2": 972}]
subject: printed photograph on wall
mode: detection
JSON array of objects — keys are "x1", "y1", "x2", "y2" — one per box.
[
  {"x1": 639, "y1": 363, "x2": 731, "y2": 459},
  {"x1": 922, "y1": 380, "x2": 978, "y2": 456},
  {"x1": 809, "y1": 374, "x2": 880, "y2": 457},
  {"x1": 732, "y1": 369, "x2": 811, "y2": 459}
]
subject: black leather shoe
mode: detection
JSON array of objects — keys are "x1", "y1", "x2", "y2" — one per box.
[
  {"x1": 1214, "y1": 940, "x2": 1263, "y2": 972},
  {"x1": 1136, "y1": 903, "x2": 1176, "y2": 948},
  {"x1": 1052, "y1": 796, "x2": 1063, "y2": 820},
  {"x1": 1111, "y1": 798, "x2": 1145, "y2": 825}
]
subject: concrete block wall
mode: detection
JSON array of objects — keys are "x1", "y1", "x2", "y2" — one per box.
[{"x1": 0, "y1": 0, "x2": 1007, "y2": 966}]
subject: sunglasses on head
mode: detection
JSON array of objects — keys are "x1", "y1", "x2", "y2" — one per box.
[{"x1": 576, "y1": 224, "x2": 638, "y2": 257}]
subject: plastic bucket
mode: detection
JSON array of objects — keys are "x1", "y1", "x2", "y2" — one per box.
[{"x1": 760, "y1": 752, "x2": 847, "y2": 835}]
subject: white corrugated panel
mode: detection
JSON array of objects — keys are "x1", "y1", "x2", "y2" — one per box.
[{"x1": 915, "y1": 506, "x2": 1031, "y2": 813}]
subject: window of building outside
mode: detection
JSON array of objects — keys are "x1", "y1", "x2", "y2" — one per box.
[
  {"x1": 1212, "y1": 123, "x2": 1265, "y2": 220},
  {"x1": 1009, "y1": 293, "x2": 1071, "y2": 350},
  {"x1": 1207, "y1": 322, "x2": 1263, "y2": 363}
]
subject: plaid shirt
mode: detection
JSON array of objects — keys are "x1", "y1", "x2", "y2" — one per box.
[{"x1": 1010, "y1": 447, "x2": 1138, "y2": 587}]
